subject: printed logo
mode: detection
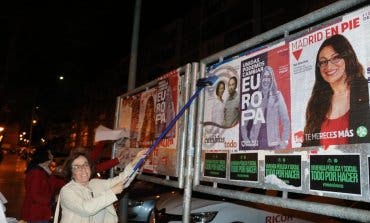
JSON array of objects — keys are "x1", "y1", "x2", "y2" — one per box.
[
  {"x1": 292, "y1": 49, "x2": 303, "y2": 61},
  {"x1": 356, "y1": 126, "x2": 368, "y2": 138}
]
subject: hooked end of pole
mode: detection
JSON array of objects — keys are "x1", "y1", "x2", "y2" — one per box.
[{"x1": 196, "y1": 75, "x2": 218, "y2": 87}]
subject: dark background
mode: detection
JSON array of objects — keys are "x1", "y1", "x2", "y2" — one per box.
[
  {"x1": 0, "y1": 1, "x2": 193, "y2": 122},
  {"x1": 1, "y1": 0, "x2": 362, "y2": 147}
]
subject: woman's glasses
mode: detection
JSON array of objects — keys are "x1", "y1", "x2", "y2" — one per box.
[
  {"x1": 71, "y1": 162, "x2": 90, "y2": 171},
  {"x1": 317, "y1": 54, "x2": 344, "y2": 68}
]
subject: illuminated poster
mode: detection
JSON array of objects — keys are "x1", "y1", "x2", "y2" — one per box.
[
  {"x1": 203, "y1": 42, "x2": 291, "y2": 152},
  {"x1": 154, "y1": 70, "x2": 180, "y2": 173},
  {"x1": 155, "y1": 70, "x2": 179, "y2": 149},
  {"x1": 289, "y1": 6, "x2": 370, "y2": 149},
  {"x1": 118, "y1": 94, "x2": 141, "y2": 148},
  {"x1": 203, "y1": 59, "x2": 241, "y2": 151},
  {"x1": 117, "y1": 70, "x2": 181, "y2": 174},
  {"x1": 116, "y1": 94, "x2": 143, "y2": 171},
  {"x1": 138, "y1": 89, "x2": 157, "y2": 148},
  {"x1": 310, "y1": 154, "x2": 361, "y2": 194},
  {"x1": 204, "y1": 153, "x2": 227, "y2": 178},
  {"x1": 230, "y1": 153, "x2": 258, "y2": 181},
  {"x1": 239, "y1": 43, "x2": 291, "y2": 150},
  {"x1": 137, "y1": 89, "x2": 158, "y2": 173},
  {"x1": 265, "y1": 155, "x2": 301, "y2": 187}
]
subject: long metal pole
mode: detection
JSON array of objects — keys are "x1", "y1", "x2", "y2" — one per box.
[
  {"x1": 194, "y1": 185, "x2": 370, "y2": 222},
  {"x1": 182, "y1": 63, "x2": 200, "y2": 223},
  {"x1": 127, "y1": 0, "x2": 141, "y2": 91},
  {"x1": 120, "y1": 1, "x2": 141, "y2": 222},
  {"x1": 28, "y1": 106, "x2": 35, "y2": 146}
]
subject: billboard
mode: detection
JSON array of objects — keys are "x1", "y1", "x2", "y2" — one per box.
[
  {"x1": 200, "y1": 6, "x2": 370, "y2": 200},
  {"x1": 202, "y1": 41, "x2": 291, "y2": 152},
  {"x1": 290, "y1": 8, "x2": 370, "y2": 149},
  {"x1": 116, "y1": 70, "x2": 180, "y2": 174}
]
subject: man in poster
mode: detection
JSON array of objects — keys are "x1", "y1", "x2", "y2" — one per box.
[{"x1": 223, "y1": 76, "x2": 240, "y2": 127}]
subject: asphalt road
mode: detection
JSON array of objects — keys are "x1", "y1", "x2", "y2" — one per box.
[{"x1": 0, "y1": 152, "x2": 26, "y2": 219}]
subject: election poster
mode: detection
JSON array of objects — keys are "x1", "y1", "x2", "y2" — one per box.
[
  {"x1": 202, "y1": 41, "x2": 291, "y2": 152},
  {"x1": 116, "y1": 70, "x2": 181, "y2": 174},
  {"x1": 116, "y1": 93, "x2": 143, "y2": 172},
  {"x1": 154, "y1": 70, "x2": 180, "y2": 174},
  {"x1": 203, "y1": 59, "x2": 241, "y2": 152},
  {"x1": 155, "y1": 70, "x2": 179, "y2": 149},
  {"x1": 239, "y1": 42, "x2": 291, "y2": 150},
  {"x1": 118, "y1": 93, "x2": 141, "y2": 148},
  {"x1": 289, "y1": 6, "x2": 370, "y2": 149},
  {"x1": 137, "y1": 88, "x2": 157, "y2": 148}
]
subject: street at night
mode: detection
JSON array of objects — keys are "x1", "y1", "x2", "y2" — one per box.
[
  {"x1": 0, "y1": 152, "x2": 26, "y2": 219},
  {"x1": 1, "y1": 1, "x2": 370, "y2": 222}
]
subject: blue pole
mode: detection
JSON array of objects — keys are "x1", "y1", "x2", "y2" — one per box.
[{"x1": 130, "y1": 75, "x2": 218, "y2": 175}]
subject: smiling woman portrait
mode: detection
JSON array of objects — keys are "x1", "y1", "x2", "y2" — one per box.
[{"x1": 302, "y1": 34, "x2": 370, "y2": 149}]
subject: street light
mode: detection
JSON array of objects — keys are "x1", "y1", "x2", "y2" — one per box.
[{"x1": 29, "y1": 106, "x2": 39, "y2": 146}]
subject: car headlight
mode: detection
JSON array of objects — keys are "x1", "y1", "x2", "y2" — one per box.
[{"x1": 191, "y1": 211, "x2": 218, "y2": 223}]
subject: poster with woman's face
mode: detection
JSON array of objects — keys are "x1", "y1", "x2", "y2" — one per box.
[
  {"x1": 289, "y1": 6, "x2": 370, "y2": 149},
  {"x1": 118, "y1": 94, "x2": 141, "y2": 148},
  {"x1": 138, "y1": 89, "x2": 157, "y2": 148},
  {"x1": 239, "y1": 42, "x2": 291, "y2": 151}
]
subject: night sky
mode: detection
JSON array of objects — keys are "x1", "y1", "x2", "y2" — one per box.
[
  {"x1": 0, "y1": 0, "x2": 195, "y2": 127},
  {"x1": 1, "y1": 0, "x2": 349, "y2": 131}
]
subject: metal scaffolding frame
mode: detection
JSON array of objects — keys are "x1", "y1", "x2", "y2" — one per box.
[
  {"x1": 119, "y1": 0, "x2": 370, "y2": 222},
  {"x1": 190, "y1": 0, "x2": 370, "y2": 222}
]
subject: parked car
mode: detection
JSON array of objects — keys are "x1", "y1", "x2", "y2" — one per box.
[{"x1": 126, "y1": 181, "x2": 316, "y2": 223}]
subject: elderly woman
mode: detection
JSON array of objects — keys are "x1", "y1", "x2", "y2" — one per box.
[{"x1": 54, "y1": 148, "x2": 145, "y2": 223}]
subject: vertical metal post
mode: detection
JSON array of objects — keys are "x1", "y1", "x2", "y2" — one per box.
[
  {"x1": 193, "y1": 63, "x2": 205, "y2": 186},
  {"x1": 29, "y1": 106, "x2": 35, "y2": 146},
  {"x1": 121, "y1": 1, "x2": 141, "y2": 222},
  {"x1": 128, "y1": 0, "x2": 141, "y2": 91},
  {"x1": 182, "y1": 63, "x2": 199, "y2": 223}
]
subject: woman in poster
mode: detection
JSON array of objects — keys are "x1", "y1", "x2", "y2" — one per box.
[
  {"x1": 211, "y1": 80, "x2": 226, "y2": 124},
  {"x1": 241, "y1": 66, "x2": 290, "y2": 149},
  {"x1": 302, "y1": 34, "x2": 369, "y2": 148},
  {"x1": 139, "y1": 96, "x2": 156, "y2": 147}
]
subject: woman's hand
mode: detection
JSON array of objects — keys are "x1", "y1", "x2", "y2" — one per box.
[
  {"x1": 111, "y1": 182, "x2": 124, "y2": 195},
  {"x1": 116, "y1": 152, "x2": 125, "y2": 163},
  {"x1": 125, "y1": 149, "x2": 147, "y2": 171},
  {"x1": 121, "y1": 149, "x2": 147, "y2": 183}
]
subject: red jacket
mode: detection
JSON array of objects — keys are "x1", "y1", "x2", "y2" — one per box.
[
  {"x1": 21, "y1": 142, "x2": 119, "y2": 221},
  {"x1": 21, "y1": 166, "x2": 64, "y2": 221},
  {"x1": 91, "y1": 141, "x2": 119, "y2": 173}
]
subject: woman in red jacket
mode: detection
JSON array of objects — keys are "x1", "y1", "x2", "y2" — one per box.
[
  {"x1": 20, "y1": 145, "x2": 65, "y2": 223},
  {"x1": 91, "y1": 141, "x2": 124, "y2": 173}
]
